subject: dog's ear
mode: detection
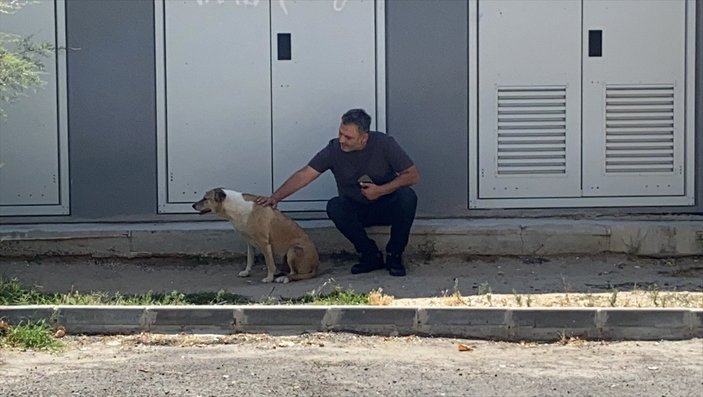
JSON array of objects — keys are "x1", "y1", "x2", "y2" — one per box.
[{"x1": 214, "y1": 188, "x2": 226, "y2": 202}]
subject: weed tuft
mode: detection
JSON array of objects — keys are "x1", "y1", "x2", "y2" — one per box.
[
  {"x1": 609, "y1": 289, "x2": 619, "y2": 307},
  {"x1": 368, "y1": 288, "x2": 394, "y2": 306},
  {"x1": 293, "y1": 287, "x2": 368, "y2": 305},
  {"x1": 512, "y1": 289, "x2": 523, "y2": 306},
  {"x1": 0, "y1": 319, "x2": 64, "y2": 351}
]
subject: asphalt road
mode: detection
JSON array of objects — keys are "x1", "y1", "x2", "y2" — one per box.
[{"x1": 1, "y1": 333, "x2": 701, "y2": 397}]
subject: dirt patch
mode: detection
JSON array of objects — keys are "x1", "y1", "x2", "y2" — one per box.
[{"x1": 1, "y1": 333, "x2": 701, "y2": 397}]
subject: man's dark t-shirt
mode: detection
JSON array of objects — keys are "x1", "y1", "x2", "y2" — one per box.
[{"x1": 308, "y1": 131, "x2": 414, "y2": 204}]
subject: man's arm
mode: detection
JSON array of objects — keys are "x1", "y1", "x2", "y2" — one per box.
[
  {"x1": 361, "y1": 165, "x2": 420, "y2": 201},
  {"x1": 256, "y1": 165, "x2": 321, "y2": 207}
]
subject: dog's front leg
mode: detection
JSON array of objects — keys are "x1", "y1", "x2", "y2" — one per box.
[
  {"x1": 238, "y1": 244, "x2": 255, "y2": 277},
  {"x1": 261, "y1": 243, "x2": 276, "y2": 283}
]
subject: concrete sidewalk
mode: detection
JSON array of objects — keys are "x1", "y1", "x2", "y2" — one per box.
[
  {"x1": 1, "y1": 217, "x2": 702, "y2": 341},
  {"x1": 1, "y1": 216, "x2": 702, "y2": 259}
]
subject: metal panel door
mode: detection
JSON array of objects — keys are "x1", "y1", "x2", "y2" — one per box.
[
  {"x1": 582, "y1": 0, "x2": 686, "y2": 197},
  {"x1": 271, "y1": 0, "x2": 377, "y2": 208},
  {"x1": 0, "y1": 0, "x2": 69, "y2": 216},
  {"x1": 157, "y1": 0, "x2": 272, "y2": 212},
  {"x1": 477, "y1": 0, "x2": 582, "y2": 199}
]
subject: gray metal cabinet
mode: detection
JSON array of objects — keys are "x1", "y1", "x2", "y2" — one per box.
[
  {"x1": 471, "y1": 0, "x2": 695, "y2": 208},
  {"x1": 156, "y1": 0, "x2": 384, "y2": 213},
  {"x1": 0, "y1": 0, "x2": 69, "y2": 216},
  {"x1": 581, "y1": 0, "x2": 686, "y2": 197},
  {"x1": 477, "y1": 0, "x2": 582, "y2": 199},
  {"x1": 157, "y1": 0, "x2": 273, "y2": 210}
]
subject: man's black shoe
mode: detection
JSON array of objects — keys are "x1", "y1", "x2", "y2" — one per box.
[
  {"x1": 351, "y1": 251, "x2": 385, "y2": 274},
  {"x1": 386, "y1": 252, "x2": 406, "y2": 277}
]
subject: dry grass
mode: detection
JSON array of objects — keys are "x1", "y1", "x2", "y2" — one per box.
[
  {"x1": 118, "y1": 333, "x2": 263, "y2": 347},
  {"x1": 391, "y1": 290, "x2": 703, "y2": 308},
  {"x1": 109, "y1": 332, "x2": 333, "y2": 349},
  {"x1": 440, "y1": 294, "x2": 466, "y2": 306},
  {"x1": 367, "y1": 288, "x2": 394, "y2": 305}
]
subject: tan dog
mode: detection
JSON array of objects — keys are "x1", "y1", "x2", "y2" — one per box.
[{"x1": 192, "y1": 188, "x2": 319, "y2": 283}]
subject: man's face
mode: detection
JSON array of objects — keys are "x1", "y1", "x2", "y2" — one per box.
[{"x1": 338, "y1": 122, "x2": 367, "y2": 152}]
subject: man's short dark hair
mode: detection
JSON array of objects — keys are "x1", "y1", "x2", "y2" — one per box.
[{"x1": 342, "y1": 108, "x2": 371, "y2": 133}]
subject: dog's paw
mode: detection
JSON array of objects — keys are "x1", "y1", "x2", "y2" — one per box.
[
  {"x1": 261, "y1": 276, "x2": 274, "y2": 283},
  {"x1": 274, "y1": 276, "x2": 290, "y2": 284},
  {"x1": 238, "y1": 270, "x2": 251, "y2": 277}
]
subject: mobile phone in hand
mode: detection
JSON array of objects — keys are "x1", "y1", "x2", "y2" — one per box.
[{"x1": 357, "y1": 174, "x2": 373, "y2": 186}]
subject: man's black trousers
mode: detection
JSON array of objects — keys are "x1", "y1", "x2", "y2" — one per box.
[{"x1": 326, "y1": 187, "x2": 418, "y2": 256}]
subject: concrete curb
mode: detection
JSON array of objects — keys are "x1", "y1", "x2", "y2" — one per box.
[
  {"x1": 1, "y1": 218, "x2": 702, "y2": 258},
  {"x1": 2, "y1": 305, "x2": 701, "y2": 341}
]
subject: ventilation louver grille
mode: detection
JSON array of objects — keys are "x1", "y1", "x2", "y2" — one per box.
[
  {"x1": 605, "y1": 85, "x2": 675, "y2": 173},
  {"x1": 496, "y1": 86, "x2": 567, "y2": 175}
]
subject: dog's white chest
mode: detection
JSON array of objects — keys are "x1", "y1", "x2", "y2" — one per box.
[{"x1": 222, "y1": 190, "x2": 255, "y2": 232}]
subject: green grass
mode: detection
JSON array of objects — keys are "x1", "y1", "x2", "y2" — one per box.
[
  {"x1": 0, "y1": 278, "x2": 373, "y2": 307},
  {"x1": 0, "y1": 320, "x2": 64, "y2": 351},
  {"x1": 0, "y1": 278, "x2": 45, "y2": 305},
  {"x1": 290, "y1": 287, "x2": 369, "y2": 305},
  {"x1": 0, "y1": 278, "x2": 250, "y2": 306},
  {"x1": 0, "y1": 278, "x2": 371, "y2": 306}
]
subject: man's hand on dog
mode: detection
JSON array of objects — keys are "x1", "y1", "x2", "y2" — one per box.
[{"x1": 256, "y1": 195, "x2": 279, "y2": 208}]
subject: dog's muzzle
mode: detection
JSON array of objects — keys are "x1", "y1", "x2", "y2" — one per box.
[{"x1": 192, "y1": 203, "x2": 211, "y2": 215}]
